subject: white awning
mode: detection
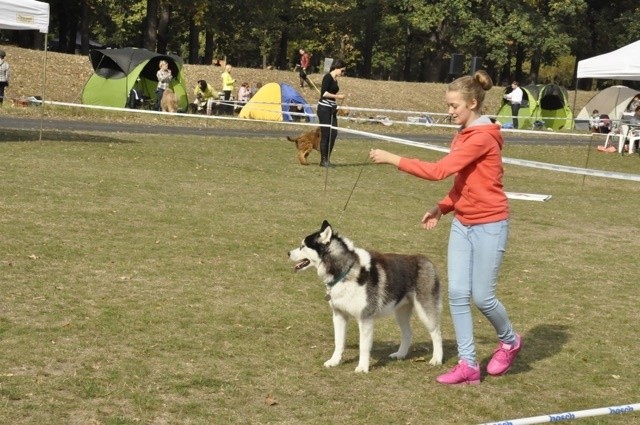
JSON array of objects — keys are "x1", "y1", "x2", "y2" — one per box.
[
  {"x1": 577, "y1": 40, "x2": 640, "y2": 81},
  {"x1": 0, "y1": 0, "x2": 50, "y2": 34}
]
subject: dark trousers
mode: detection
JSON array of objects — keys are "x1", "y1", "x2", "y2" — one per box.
[
  {"x1": 317, "y1": 104, "x2": 338, "y2": 162},
  {"x1": 511, "y1": 103, "x2": 521, "y2": 129},
  {"x1": 223, "y1": 90, "x2": 233, "y2": 115},
  {"x1": 155, "y1": 88, "x2": 165, "y2": 111},
  {"x1": 0, "y1": 81, "x2": 7, "y2": 104},
  {"x1": 299, "y1": 69, "x2": 307, "y2": 87}
]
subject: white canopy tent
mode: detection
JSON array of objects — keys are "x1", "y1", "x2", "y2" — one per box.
[
  {"x1": 573, "y1": 40, "x2": 640, "y2": 129},
  {"x1": 576, "y1": 39, "x2": 640, "y2": 81},
  {"x1": 0, "y1": 0, "x2": 50, "y2": 139},
  {"x1": 0, "y1": 0, "x2": 50, "y2": 33}
]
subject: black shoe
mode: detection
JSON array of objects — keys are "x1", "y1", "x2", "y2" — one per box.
[{"x1": 319, "y1": 161, "x2": 335, "y2": 168}]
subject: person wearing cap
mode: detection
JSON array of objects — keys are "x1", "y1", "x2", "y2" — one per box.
[{"x1": 0, "y1": 50, "x2": 9, "y2": 105}]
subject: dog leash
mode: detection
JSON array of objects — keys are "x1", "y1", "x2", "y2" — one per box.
[{"x1": 336, "y1": 152, "x2": 370, "y2": 223}]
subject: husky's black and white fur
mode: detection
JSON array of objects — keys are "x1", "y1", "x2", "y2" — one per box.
[{"x1": 288, "y1": 220, "x2": 443, "y2": 373}]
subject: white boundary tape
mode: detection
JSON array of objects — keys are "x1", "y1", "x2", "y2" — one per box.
[
  {"x1": 41, "y1": 101, "x2": 640, "y2": 183},
  {"x1": 336, "y1": 126, "x2": 640, "y2": 183},
  {"x1": 480, "y1": 403, "x2": 640, "y2": 424}
]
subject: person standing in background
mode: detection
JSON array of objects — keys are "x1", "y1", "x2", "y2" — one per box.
[
  {"x1": 317, "y1": 59, "x2": 347, "y2": 168},
  {"x1": 221, "y1": 64, "x2": 236, "y2": 116},
  {"x1": 503, "y1": 81, "x2": 523, "y2": 129},
  {"x1": 299, "y1": 49, "x2": 310, "y2": 88},
  {"x1": 0, "y1": 50, "x2": 10, "y2": 105},
  {"x1": 155, "y1": 60, "x2": 172, "y2": 111}
]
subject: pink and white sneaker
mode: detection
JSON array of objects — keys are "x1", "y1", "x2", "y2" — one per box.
[
  {"x1": 436, "y1": 359, "x2": 481, "y2": 385},
  {"x1": 487, "y1": 334, "x2": 522, "y2": 376}
]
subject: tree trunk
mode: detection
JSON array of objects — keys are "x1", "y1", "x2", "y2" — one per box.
[
  {"x1": 144, "y1": 0, "x2": 159, "y2": 52},
  {"x1": 66, "y1": 15, "x2": 79, "y2": 54},
  {"x1": 276, "y1": 28, "x2": 289, "y2": 70},
  {"x1": 157, "y1": 4, "x2": 171, "y2": 54},
  {"x1": 402, "y1": 30, "x2": 413, "y2": 81},
  {"x1": 515, "y1": 44, "x2": 525, "y2": 84},
  {"x1": 529, "y1": 51, "x2": 541, "y2": 85},
  {"x1": 360, "y1": 0, "x2": 380, "y2": 79},
  {"x1": 79, "y1": 0, "x2": 90, "y2": 55},
  {"x1": 188, "y1": 18, "x2": 200, "y2": 64},
  {"x1": 56, "y1": 0, "x2": 69, "y2": 53},
  {"x1": 204, "y1": 28, "x2": 215, "y2": 65}
]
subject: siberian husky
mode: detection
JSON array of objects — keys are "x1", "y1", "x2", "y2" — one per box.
[{"x1": 288, "y1": 220, "x2": 443, "y2": 373}]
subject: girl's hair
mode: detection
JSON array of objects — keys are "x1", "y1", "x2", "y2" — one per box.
[
  {"x1": 159, "y1": 60, "x2": 168, "y2": 67},
  {"x1": 330, "y1": 59, "x2": 346, "y2": 71},
  {"x1": 448, "y1": 70, "x2": 493, "y2": 109}
]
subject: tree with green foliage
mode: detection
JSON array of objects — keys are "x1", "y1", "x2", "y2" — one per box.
[{"x1": 1, "y1": 0, "x2": 639, "y2": 87}]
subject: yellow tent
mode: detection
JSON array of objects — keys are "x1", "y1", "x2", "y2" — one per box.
[
  {"x1": 238, "y1": 82, "x2": 315, "y2": 122},
  {"x1": 239, "y1": 82, "x2": 283, "y2": 120}
]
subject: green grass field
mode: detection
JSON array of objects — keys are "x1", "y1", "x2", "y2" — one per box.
[{"x1": 1, "y1": 124, "x2": 639, "y2": 424}]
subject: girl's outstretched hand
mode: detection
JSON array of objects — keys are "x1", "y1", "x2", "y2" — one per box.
[
  {"x1": 369, "y1": 149, "x2": 401, "y2": 166},
  {"x1": 421, "y1": 206, "x2": 442, "y2": 230}
]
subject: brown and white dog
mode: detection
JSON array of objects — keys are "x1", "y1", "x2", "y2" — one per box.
[
  {"x1": 288, "y1": 220, "x2": 443, "y2": 373},
  {"x1": 161, "y1": 88, "x2": 178, "y2": 113},
  {"x1": 286, "y1": 127, "x2": 321, "y2": 165}
]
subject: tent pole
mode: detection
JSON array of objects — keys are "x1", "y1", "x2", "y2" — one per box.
[
  {"x1": 39, "y1": 33, "x2": 48, "y2": 142},
  {"x1": 571, "y1": 77, "x2": 578, "y2": 130}
]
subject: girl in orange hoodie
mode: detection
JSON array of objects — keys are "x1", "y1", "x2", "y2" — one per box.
[{"x1": 370, "y1": 70, "x2": 521, "y2": 385}]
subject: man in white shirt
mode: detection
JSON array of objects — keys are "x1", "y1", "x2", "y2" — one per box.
[
  {"x1": 0, "y1": 50, "x2": 10, "y2": 105},
  {"x1": 504, "y1": 81, "x2": 523, "y2": 129}
]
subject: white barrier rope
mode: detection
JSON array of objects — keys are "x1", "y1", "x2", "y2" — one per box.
[
  {"x1": 480, "y1": 403, "x2": 640, "y2": 425},
  {"x1": 336, "y1": 126, "x2": 640, "y2": 182},
  {"x1": 37, "y1": 101, "x2": 640, "y2": 183}
]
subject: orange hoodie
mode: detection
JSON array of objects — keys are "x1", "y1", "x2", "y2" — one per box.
[{"x1": 397, "y1": 122, "x2": 509, "y2": 225}]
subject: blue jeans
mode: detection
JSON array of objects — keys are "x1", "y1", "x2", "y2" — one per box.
[{"x1": 447, "y1": 217, "x2": 516, "y2": 366}]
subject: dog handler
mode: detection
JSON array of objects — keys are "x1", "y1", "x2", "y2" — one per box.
[
  {"x1": 369, "y1": 70, "x2": 521, "y2": 385},
  {"x1": 317, "y1": 59, "x2": 347, "y2": 168}
]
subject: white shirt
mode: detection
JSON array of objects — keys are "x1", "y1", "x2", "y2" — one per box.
[
  {"x1": 0, "y1": 59, "x2": 9, "y2": 83},
  {"x1": 505, "y1": 87, "x2": 523, "y2": 104}
]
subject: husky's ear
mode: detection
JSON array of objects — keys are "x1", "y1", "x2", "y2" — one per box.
[{"x1": 319, "y1": 220, "x2": 332, "y2": 244}]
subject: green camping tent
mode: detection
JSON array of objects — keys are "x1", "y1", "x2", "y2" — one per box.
[
  {"x1": 495, "y1": 83, "x2": 573, "y2": 130},
  {"x1": 81, "y1": 47, "x2": 188, "y2": 110},
  {"x1": 538, "y1": 84, "x2": 573, "y2": 130},
  {"x1": 495, "y1": 85, "x2": 540, "y2": 129}
]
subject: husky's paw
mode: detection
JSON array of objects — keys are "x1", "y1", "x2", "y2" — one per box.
[
  {"x1": 354, "y1": 365, "x2": 369, "y2": 373},
  {"x1": 429, "y1": 356, "x2": 443, "y2": 366},
  {"x1": 324, "y1": 358, "x2": 341, "y2": 368},
  {"x1": 389, "y1": 351, "x2": 407, "y2": 360}
]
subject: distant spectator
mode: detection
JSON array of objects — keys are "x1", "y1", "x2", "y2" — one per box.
[
  {"x1": 155, "y1": 60, "x2": 172, "y2": 111},
  {"x1": 503, "y1": 81, "x2": 523, "y2": 129},
  {"x1": 631, "y1": 105, "x2": 640, "y2": 125},
  {"x1": 238, "y1": 82, "x2": 251, "y2": 105},
  {"x1": 0, "y1": 50, "x2": 10, "y2": 105},
  {"x1": 627, "y1": 94, "x2": 640, "y2": 113},
  {"x1": 192, "y1": 79, "x2": 216, "y2": 114},
  {"x1": 298, "y1": 48, "x2": 310, "y2": 88},
  {"x1": 251, "y1": 81, "x2": 263, "y2": 98},
  {"x1": 590, "y1": 109, "x2": 611, "y2": 134},
  {"x1": 221, "y1": 64, "x2": 236, "y2": 115}
]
